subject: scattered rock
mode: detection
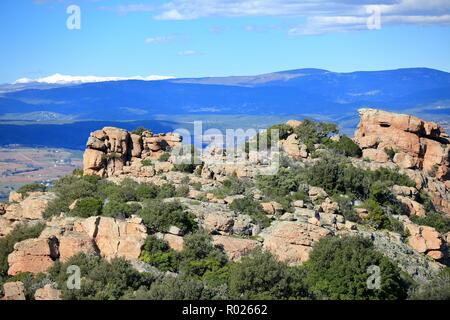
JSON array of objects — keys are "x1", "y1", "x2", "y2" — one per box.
[
  {"x1": 212, "y1": 235, "x2": 260, "y2": 261},
  {"x1": 1, "y1": 282, "x2": 26, "y2": 300},
  {"x1": 34, "y1": 285, "x2": 62, "y2": 300}
]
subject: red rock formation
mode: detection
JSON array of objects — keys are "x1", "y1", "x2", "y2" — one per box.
[
  {"x1": 354, "y1": 108, "x2": 449, "y2": 181},
  {"x1": 83, "y1": 127, "x2": 182, "y2": 177}
]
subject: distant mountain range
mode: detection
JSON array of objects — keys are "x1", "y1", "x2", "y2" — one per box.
[{"x1": 0, "y1": 68, "x2": 449, "y2": 122}]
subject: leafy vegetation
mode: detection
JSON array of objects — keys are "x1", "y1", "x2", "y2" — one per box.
[
  {"x1": 16, "y1": 183, "x2": 46, "y2": 196},
  {"x1": 305, "y1": 236, "x2": 408, "y2": 300},
  {"x1": 229, "y1": 197, "x2": 271, "y2": 228},
  {"x1": 409, "y1": 213, "x2": 450, "y2": 233},
  {"x1": 139, "y1": 199, "x2": 197, "y2": 234}
]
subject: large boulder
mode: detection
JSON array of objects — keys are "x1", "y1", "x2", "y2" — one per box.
[
  {"x1": 1, "y1": 282, "x2": 26, "y2": 300},
  {"x1": 34, "y1": 285, "x2": 62, "y2": 300},
  {"x1": 354, "y1": 108, "x2": 449, "y2": 181},
  {"x1": 3, "y1": 192, "x2": 55, "y2": 221},
  {"x1": 7, "y1": 237, "x2": 59, "y2": 275},
  {"x1": 400, "y1": 216, "x2": 444, "y2": 260},
  {"x1": 212, "y1": 235, "x2": 260, "y2": 261},
  {"x1": 260, "y1": 221, "x2": 331, "y2": 266},
  {"x1": 280, "y1": 134, "x2": 308, "y2": 159}
]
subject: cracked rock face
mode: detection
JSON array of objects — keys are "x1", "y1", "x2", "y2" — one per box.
[
  {"x1": 7, "y1": 216, "x2": 147, "y2": 275},
  {"x1": 354, "y1": 108, "x2": 450, "y2": 180},
  {"x1": 260, "y1": 221, "x2": 331, "y2": 266},
  {"x1": 83, "y1": 127, "x2": 182, "y2": 177}
]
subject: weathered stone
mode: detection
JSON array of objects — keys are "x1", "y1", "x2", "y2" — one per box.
[
  {"x1": 8, "y1": 191, "x2": 23, "y2": 203},
  {"x1": 212, "y1": 235, "x2": 260, "y2": 261},
  {"x1": 308, "y1": 187, "x2": 328, "y2": 201},
  {"x1": 354, "y1": 108, "x2": 449, "y2": 180},
  {"x1": 34, "y1": 285, "x2": 62, "y2": 300},
  {"x1": 260, "y1": 202, "x2": 283, "y2": 215},
  {"x1": 8, "y1": 238, "x2": 58, "y2": 275},
  {"x1": 1, "y1": 282, "x2": 26, "y2": 300},
  {"x1": 203, "y1": 213, "x2": 234, "y2": 234},
  {"x1": 260, "y1": 221, "x2": 331, "y2": 266}
]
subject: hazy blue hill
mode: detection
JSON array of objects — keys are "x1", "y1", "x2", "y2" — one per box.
[
  {"x1": 0, "y1": 120, "x2": 183, "y2": 150},
  {"x1": 2, "y1": 68, "x2": 449, "y2": 121}
]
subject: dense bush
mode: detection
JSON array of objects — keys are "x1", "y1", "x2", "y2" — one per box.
[
  {"x1": 229, "y1": 197, "x2": 271, "y2": 228},
  {"x1": 48, "y1": 253, "x2": 152, "y2": 300},
  {"x1": 131, "y1": 126, "x2": 151, "y2": 136},
  {"x1": 137, "y1": 235, "x2": 196, "y2": 273},
  {"x1": 102, "y1": 200, "x2": 134, "y2": 219},
  {"x1": 70, "y1": 197, "x2": 103, "y2": 218},
  {"x1": 305, "y1": 236, "x2": 408, "y2": 300},
  {"x1": 158, "y1": 152, "x2": 170, "y2": 162},
  {"x1": 139, "y1": 200, "x2": 197, "y2": 233},
  {"x1": 408, "y1": 268, "x2": 450, "y2": 300},
  {"x1": 172, "y1": 145, "x2": 202, "y2": 173},
  {"x1": 409, "y1": 213, "x2": 450, "y2": 233},
  {"x1": 229, "y1": 248, "x2": 309, "y2": 300},
  {"x1": 44, "y1": 172, "x2": 187, "y2": 218},
  {"x1": 321, "y1": 135, "x2": 362, "y2": 158},
  {"x1": 16, "y1": 183, "x2": 46, "y2": 196},
  {"x1": 141, "y1": 159, "x2": 152, "y2": 166}
]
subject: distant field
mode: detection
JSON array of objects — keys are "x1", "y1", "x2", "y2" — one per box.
[{"x1": 0, "y1": 147, "x2": 83, "y2": 201}]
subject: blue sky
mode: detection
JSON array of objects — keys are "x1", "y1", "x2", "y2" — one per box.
[{"x1": 1, "y1": 0, "x2": 450, "y2": 83}]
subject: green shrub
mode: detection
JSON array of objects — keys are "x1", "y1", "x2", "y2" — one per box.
[
  {"x1": 139, "y1": 235, "x2": 177, "y2": 272},
  {"x1": 16, "y1": 183, "x2": 46, "y2": 196},
  {"x1": 157, "y1": 183, "x2": 177, "y2": 198},
  {"x1": 305, "y1": 235, "x2": 407, "y2": 300},
  {"x1": 131, "y1": 126, "x2": 151, "y2": 136},
  {"x1": 141, "y1": 159, "x2": 153, "y2": 166},
  {"x1": 102, "y1": 200, "x2": 133, "y2": 218},
  {"x1": 322, "y1": 135, "x2": 362, "y2": 158},
  {"x1": 177, "y1": 233, "x2": 228, "y2": 278},
  {"x1": 48, "y1": 253, "x2": 152, "y2": 300},
  {"x1": 229, "y1": 197, "x2": 271, "y2": 228},
  {"x1": 139, "y1": 200, "x2": 197, "y2": 233},
  {"x1": 409, "y1": 213, "x2": 450, "y2": 233},
  {"x1": 408, "y1": 268, "x2": 450, "y2": 300},
  {"x1": 228, "y1": 248, "x2": 308, "y2": 300},
  {"x1": 71, "y1": 197, "x2": 103, "y2": 218},
  {"x1": 158, "y1": 152, "x2": 170, "y2": 162},
  {"x1": 384, "y1": 148, "x2": 396, "y2": 161},
  {"x1": 101, "y1": 152, "x2": 121, "y2": 160},
  {"x1": 135, "y1": 184, "x2": 158, "y2": 201}
]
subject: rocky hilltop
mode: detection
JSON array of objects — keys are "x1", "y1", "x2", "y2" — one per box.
[
  {"x1": 83, "y1": 127, "x2": 182, "y2": 177},
  {"x1": 1, "y1": 108, "x2": 449, "y2": 300}
]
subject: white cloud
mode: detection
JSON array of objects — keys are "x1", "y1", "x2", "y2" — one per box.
[
  {"x1": 144, "y1": 36, "x2": 189, "y2": 43},
  {"x1": 177, "y1": 50, "x2": 198, "y2": 56},
  {"x1": 148, "y1": 0, "x2": 450, "y2": 34},
  {"x1": 13, "y1": 73, "x2": 175, "y2": 85}
]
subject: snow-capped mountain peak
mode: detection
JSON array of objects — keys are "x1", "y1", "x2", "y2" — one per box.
[{"x1": 13, "y1": 73, "x2": 175, "y2": 84}]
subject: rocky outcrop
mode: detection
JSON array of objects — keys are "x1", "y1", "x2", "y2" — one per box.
[
  {"x1": 8, "y1": 237, "x2": 59, "y2": 275},
  {"x1": 1, "y1": 282, "x2": 26, "y2": 300},
  {"x1": 212, "y1": 235, "x2": 260, "y2": 261},
  {"x1": 83, "y1": 127, "x2": 182, "y2": 177},
  {"x1": 8, "y1": 215, "x2": 147, "y2": 275},
  {"x1": 260, "y1": 221, "x2": 331, "y2": 266},
  {"x1": 280, "y1": 134, "x2": 308, "y2": 159},
  {"x1": 34, "y1": 285, "x2": 62, "y2": 300},
  {"x1": 3, "y1": 192, "x2": 55, "y2": 221},
  {"x1": 400, "y1": 216, "x2": 445, "y2": 261},
  {"x1": 354, "y1": 108, "x2": 449, "y2": 181}
]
